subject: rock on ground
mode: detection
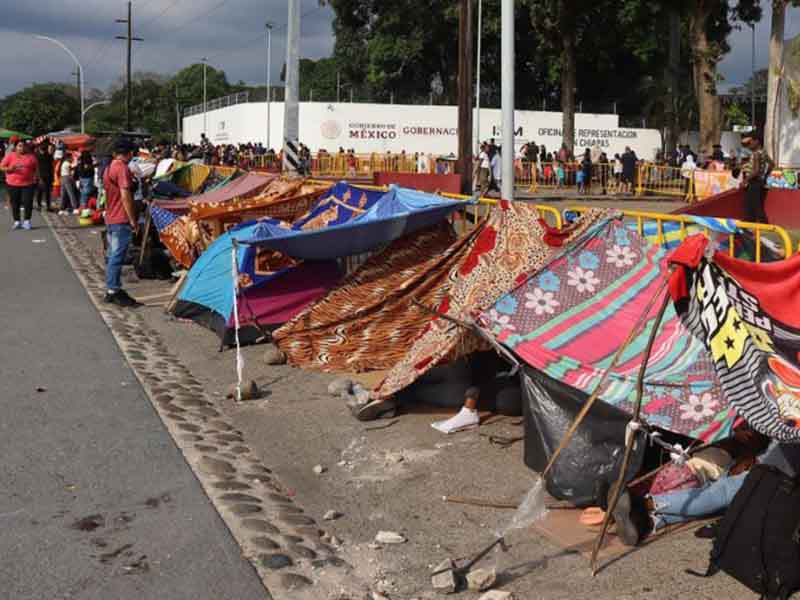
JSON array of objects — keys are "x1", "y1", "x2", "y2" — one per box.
[
  {"x1": 478, "y1": 591, "x2": 513, "y2": 600},
  {"x1": 466, "y1": 568, "x2": 496, "y2": 592},
  {"x1": 375, "y1": 531, "x2": 406, "y2": 544},
  {"x1": 327, "y1": 377, "x2": 353, "y2": 396},
  {"x1": 264, "y1": 346, "x2": 287, "y2": 365}
]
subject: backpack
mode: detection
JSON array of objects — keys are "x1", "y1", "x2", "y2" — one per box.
[{"x1": 691, "y1": 465, "x2": 800, "y2": 600}]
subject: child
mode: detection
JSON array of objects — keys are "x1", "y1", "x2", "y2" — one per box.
[
  {"x1": 556, "y1": 162, "x2": 565, "y2": 188},
  {"x1": 576, "y1": 167, "x2": 585, "y2": 193}
]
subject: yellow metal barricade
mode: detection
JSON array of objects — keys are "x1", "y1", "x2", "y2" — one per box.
[
  {"x1": 441, "y1": 193, "x2": 562, "y2": 230},
  {"x1": 637, "y1": 163, "x2": 694, "y2": 201},
  {"x1": 310, "y1": 153, "x2": 440, "y2": 178},
  {"x1": 568, "y1": 206, "x2": 793, "y2": 262}
]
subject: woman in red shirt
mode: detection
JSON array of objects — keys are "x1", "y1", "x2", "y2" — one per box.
[{"x1": 0, "y1": 137, "x2": 38, "y2": 230}]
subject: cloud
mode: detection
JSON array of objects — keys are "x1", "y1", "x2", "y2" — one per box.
[
  {"x1": 0, "y1": 0, "x2": 335, "y2": 96},
  {"x1": 2, "y1": 1, "x2": 793, "y2": 100}
]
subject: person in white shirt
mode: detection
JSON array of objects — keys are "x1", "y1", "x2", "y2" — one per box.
[
  {"x1": 58, "y1": 156, "x2": 79, "y2": 214},
  {"x1": 473, "y1": 142, "x2": 491, "y2": 196},
  {"x1": 417, "y1": 152, "x2": 429, "y2": 174},
  {"x1": 490, "y1": 147, "x2": 502, "y2": 194}
]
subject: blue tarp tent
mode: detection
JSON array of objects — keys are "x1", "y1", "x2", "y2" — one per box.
[
  {"x1": 173, "y1": 182, "x2": 388, "y2": 344},
  {"x1": 240, "y1": 185, "x2": 465, "y2": 260}
]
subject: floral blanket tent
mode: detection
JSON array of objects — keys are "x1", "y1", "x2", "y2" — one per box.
[{"x1": 479, "y1": 217, "x2": 737, "y2": 443}]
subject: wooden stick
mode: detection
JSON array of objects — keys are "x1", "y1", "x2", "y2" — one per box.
[
  {"x1": 165, "y1": 271, "x2": 188, "y2": 314},
  {"x1": 590, "y1": 288, "x2": 672, "y2": 575},
  {"x1": 135, "y1": 291, "x2": 174, "y2": 302},
  {"x1": 540, "y1": 276, "x2": 669, "y2": 482},
  {"x1": 137, "y1": 209, "x2": 152, "y2": 266},
  {"x1": 443, "y1": 495, "x2": 519, "y2": 509}
]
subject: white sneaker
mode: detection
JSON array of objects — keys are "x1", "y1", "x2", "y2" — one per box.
[
  {"x1": 22, "y1": 220, "x2": 32, "y2": 230},
  {"x1": 431, "y1": 407, "x2": 480, "y2": 434},
  {"x1": 11, "y1": 221, "x2": 21, "y2": 230},
  {"x1": 72, "y1": 209, "x2": 80, "y2": 215},
  {"x1": 58, "y1": 210, "x2": 67, "y2": 216}
]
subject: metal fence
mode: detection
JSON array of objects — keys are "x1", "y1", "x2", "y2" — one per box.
[
  {"x1": 184, "y1": 91, "x2": 251, "y2": 117},
  {"x1": 568, "y1": 206, "x2": 793, "y2": 263}
]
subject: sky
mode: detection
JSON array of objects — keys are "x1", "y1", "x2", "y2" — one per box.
[{"x1": 2, "y1": 1, "x2": 800, "y2": 101}]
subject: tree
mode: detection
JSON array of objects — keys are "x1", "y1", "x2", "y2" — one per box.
[
  {"x1": 171, "y1": 64, "x2": 232, "y2": 114},
  {"x1": 0, "y1": 83, "x2": 80, "y2": 135},
  {"x1": 765, "y1": 0, "x2": 800, "y2": 159},
  {"x1": 281, "y1": 57, "x2": 339, "y2": 102},
  {"x1": 684, "y1": 0, "x2": 762, "y2": 154}
]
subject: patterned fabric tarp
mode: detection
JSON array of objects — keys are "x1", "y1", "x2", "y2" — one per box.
[
  {"x1": 373, "y1": 203, "x2": 607, "y2": 400},
  {"x1": 479, "y1": 219, "x2": 734, "y2": 443},
  {"x1": 175, "y1": 163, "x2": 213, "y2": 193},
  {"x1": 273, "y1": 223, "x2": 463, "y2": 373},
  {"x1": 238, "y1": 182, "x2": 386, "y2": 288},
  {"x1": 242, "y1": 185, "x2": 464, "y2": 260},
  {"x1": 190, "y1": 178, "x2": 333, "y2": 223},
  {"x1": 173, "y1": 182, "x2": 399, "y2": 342},
  {"x1": 670, "y1": 235, "x2": 800, "y2": 442},
  {"x1": 187, "y1": 172, "x2": 275, "y2": 213}
]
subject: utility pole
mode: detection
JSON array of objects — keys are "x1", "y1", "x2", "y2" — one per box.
[
  {"x1": 457, "y1": 0, "x2": 474, "y2": 195},
  {"x1": 751, "y1": 23, "x2": 757, "y2": 130},
  {"x1": 202, "y1": 57, "x2": 208, "y2": 136},
  {"x1": 500, "y1": 0, "x2": 514, "y2": 201},
  {"x1": 116, "y1": 1, "x2": 143, "y2": 132},
  {"x1": 475, "y1": 0, "x2": 483, "y2": 154},
  {"x1": 283, "y1": 0, "x2": 301, "y2": 174},
  {"x1": 175, "y1": 84, "x2": 181, "y2": 144},
  {"x1": 71, "y1": 70, "x2": 81, "y2": 105},
  {"x1": 266, "y1": 22, "x2": 273, "y2": 151}
]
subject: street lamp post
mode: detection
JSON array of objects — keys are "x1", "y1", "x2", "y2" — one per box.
[
  {"x1": 36, "y1": 35, "x2": 85, "y2": 134},
  {"x1": 201, "y1": 57, "x2": 208, "y2": 136},
  {"x1": 266, "y1": 22, "x2": 273, "y2": 150},
  {"x1": 475, "y1": 0, "x2": 483, "y2": 154},
  {"x1": 83, "y1": 100, "x2": 111, "y2": 119},
  {"x1": 751, "y1": 23, "x2": 756, "y2": 130},
  {"x1": 500, "y1": 0, "x2": 514, "y2": 201}
]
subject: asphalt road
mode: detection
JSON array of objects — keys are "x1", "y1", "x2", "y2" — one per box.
[{"x1": 0, "y1": 210, "x2": 267, "y2": 600}]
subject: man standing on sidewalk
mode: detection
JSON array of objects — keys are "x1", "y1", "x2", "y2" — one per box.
[
  {"x1": 741, "y1": 131, "x2": 774, "y2": 223},
  {"x1": 103, "y1": 139, "x2": 141, "y2": 307}
]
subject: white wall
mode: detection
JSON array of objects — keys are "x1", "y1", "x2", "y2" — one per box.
[
  {"x1": 183, "y1": 101, "x2": 664, "y2": 160},
  {"x1": 777, "y1": 87, "x2": 800, "y2": 167}
]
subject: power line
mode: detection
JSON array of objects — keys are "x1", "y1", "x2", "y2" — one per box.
[
  {"x1": 137, "y1": 0, "x2": 183, "y2": 33},
  {"x1": 204, "y1": 4, "x2": 326, "y2": 62},
  {"x1": 165, "y1": 0, "x2": 233, "y2": 36}
]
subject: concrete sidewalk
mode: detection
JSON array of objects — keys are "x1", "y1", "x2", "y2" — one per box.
[{"x1": 0, "y1": 211, "x2": 267, "y2": 600}]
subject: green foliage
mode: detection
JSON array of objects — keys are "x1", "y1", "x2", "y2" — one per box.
[
  {"x1": 723, "y1": 101, "x2": 751, "y2": 127},
  {"x1": 281, "y1": 57, "x2": 340, "y2": 101},
  {"x1": 0, "y1": 83, "x2": 80, "y2": 135}
]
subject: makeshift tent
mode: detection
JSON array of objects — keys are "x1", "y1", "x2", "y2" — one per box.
[
  {"x1": 189, "y1": 178, "x2": 331, "y2": 224},
  {"x1": 172, "y1": 182, "x2": 387, "y2": 343},
  {"x1": 670, "y1": 234, "x2": 800, "y2": 442},
  {"x1": 185, "y1": 171, "x2": 274, "y2": 207},
  {"x1": 242, "y1": 185, "x2": 464, "y2": 260},
  {"x1": 273, "y1": 223, "x2": 463, "y2": 372},
  {"x1": 33, "y1": 132, "x2": 94, "y2": 150},
  {"x1": 373, "y1": 203, "x2": 607, "y2": 400},
  {"x1": 173, "y1": 219, "x2": 340, "y2": 345},
  {"x1": 474, "y1": 217, "x2": 738, "y2": 504},
  {"x1": 478, "y1": 218, "x2": 733, "y2": 441}
]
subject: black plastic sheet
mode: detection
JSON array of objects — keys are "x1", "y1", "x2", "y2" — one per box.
[{"x1": 521, "y1": 366, "x2": 645, "y2": 507}]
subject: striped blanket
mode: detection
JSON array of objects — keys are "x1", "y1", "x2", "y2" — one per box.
[
  {"x1": 670, "y1": 235, "x2": 800, "y2": 442},
  {"x1": 480, "y1": 218, "x2": 735, "y2": 442}
]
